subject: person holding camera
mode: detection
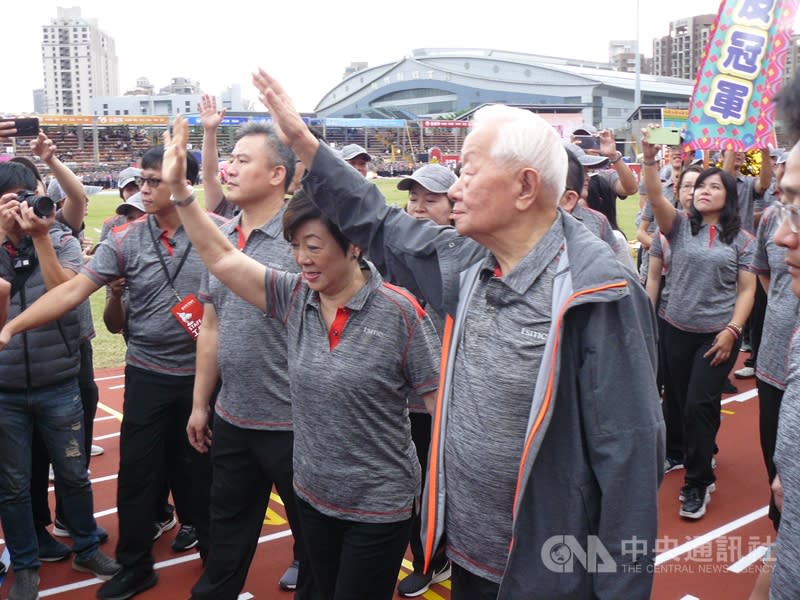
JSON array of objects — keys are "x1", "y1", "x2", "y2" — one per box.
[{"x1": 0, "y1": 162, "x2": 120, "y2": 600}]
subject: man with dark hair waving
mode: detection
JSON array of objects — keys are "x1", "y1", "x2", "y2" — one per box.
[{"x1": 0, "y1": 146, "x2": 221, "y2": 600}]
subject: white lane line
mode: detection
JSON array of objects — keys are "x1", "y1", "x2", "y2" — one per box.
[
  {"x1": 94, "y1": 432, "x2": 121, "y2": 441},
  {"x1": 38, "y1": 529, "x2": 292, "y2": 597},
  {"x1": 108, "y1": 384, "x2": 125, "y2": 390},
  {"x1": 679, "y1": 596, "x2": 700, "y2": 600},
  {"x1": 94, "y1": 374, "x2": 124, "y2": 382},
  {"x1": 721, "y1": 388, "x2": 758, "y2": 405},
  {"x1": 655, "y1": 505, "x2": 769, "y2": 565},
  {"x1": 239, "y1": 594, "x2": 254, "y2": 600},
  {"x1": 728, "y1": 545, "x2": 767, "y2": 573},
  {"x1": 49, "y1": 474, "x2": 118, "y2": 493},
  {"x1": 94, "y1": 415, "x2": 117, "y2": 423}
]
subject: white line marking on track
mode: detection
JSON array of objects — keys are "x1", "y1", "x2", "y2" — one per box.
[
  {"x1": 238, "y1": 594, "x2": 254, "y2": 599},
  {"x1": 94, "y1": 432, "x2": 121, "y2": 440},
  {"x1": 94, "y1": 374, "x2": 124, "y2": 382},
  {"x1": 728, "y1": 545, "x2": 767, "y2": 573},
  {"x1": 655, "y1": 505, "x2": 769, "y2": 565},
  {"x1": 49, "y1": 474, "x2": 118, "y2": 493},
  {"x1": 108, "y1": 384, "x2": 125, "y2": 390},
  {"x1": 679, "y1": 596, "x2": 700, "y2": 600},
  {"x1": 721, "y1": 388, "x2": 758, "y2": 405},
  {"x1": 38, "y1": 529, "x2": 292, "y2": 596},
  {"x1": 93, "y1": 415, "x2": 117, "y2": 422}
]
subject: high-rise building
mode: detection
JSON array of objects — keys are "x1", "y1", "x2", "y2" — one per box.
[
  {"x1": 41, "y1": 7, "x2": 119, "y2": 115},
  {"x1": 783, "y1": 33, "x2": 800, "y2": 87},
  {"x1": 32, "y1": 89, "x2": 48, "y2": 114},
  {"x1": 608, "y1": 40, "x2": 651, "y2": 74},
  {"x1": 653, "y1": 14, "x2": 715, "y2": 80}
]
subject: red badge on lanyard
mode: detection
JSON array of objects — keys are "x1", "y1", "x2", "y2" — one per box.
[{"x1": 170, "y1": 293, "x2": 204, "y2": 340}]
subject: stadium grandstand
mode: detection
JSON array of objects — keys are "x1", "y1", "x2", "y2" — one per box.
[{"x1": 5, "y1": 48, "x2": 698, "y2": 177}]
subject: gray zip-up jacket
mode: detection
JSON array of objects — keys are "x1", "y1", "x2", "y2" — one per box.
[
  {"x1": 0, "y1": 224, "x2": 81, "y2": 390},
  {"x1": 304, "y1": 143, "x2": 665, "y2": 599}
]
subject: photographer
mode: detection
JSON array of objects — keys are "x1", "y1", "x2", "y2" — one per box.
[{"x1": 0, "y1": 162, "x2": 119, "y2": 600}]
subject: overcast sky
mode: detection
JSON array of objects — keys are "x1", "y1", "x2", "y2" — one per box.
[{"x1": 4, "y1": 0, "x2": 799, "y2": 114}]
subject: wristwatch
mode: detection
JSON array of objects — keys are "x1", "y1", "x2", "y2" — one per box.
[
  {"x1": 170, "y1": 186, "x2": 195, "y2": 207},
  {"x1": 608, "y1": 151, "x2": 623, "y2": 164}
]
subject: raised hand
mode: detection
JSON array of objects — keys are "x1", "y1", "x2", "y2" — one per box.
[
  {"x1": 598, "y1": 129, "x2": 617, "y2": 158},
  {"x1": 162, "y1": 115, "x2": 189, "y2": 188},
  {"x1": 198, "y1": 94, "x2": 226, "y2": 131},
  {"x1": 0, "y1": 121, "x2": 16, "y2": 144},
  {"x1": 30, "y1": 131, "x2": 57, "y2": 163}
]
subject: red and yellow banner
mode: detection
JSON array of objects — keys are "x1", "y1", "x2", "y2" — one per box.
[{"x1": 685, "y1": 0, "x2": 798, "y2": 151}]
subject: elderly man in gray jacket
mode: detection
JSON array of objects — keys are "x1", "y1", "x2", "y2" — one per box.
[{"x1": 257, "y1": 70, "x2": 664, "y2": 600}]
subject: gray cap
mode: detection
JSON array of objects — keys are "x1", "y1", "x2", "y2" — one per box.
[
  {"x1": 118, "y1": 166, "x2": 141, "y2": 189},
  {"x1": 563, "y1": 142, "x2": 608, "y2": 167},
  {"x1": 341, "y1": 144, "x2": 371, "y2": 161},
  {"x1": 47, "y1": 179, "x2": 102, "y2": 202},
  {"x1": 397, "y1": 164, "x2": 457, "y2": 193},
  {"x1": 115, "y1": 191, "x2": 145, "y2": 216},
  {"x1": 572, "y1": 124, "x2": 598, "y2": 136}
]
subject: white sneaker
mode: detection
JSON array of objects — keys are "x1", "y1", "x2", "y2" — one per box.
[
  {"x1": 734, "y1": 366, "x2": 755, "y2": 379},
  {"x1": 90, "y1": 444, "x2": 105, "y2": 456}
]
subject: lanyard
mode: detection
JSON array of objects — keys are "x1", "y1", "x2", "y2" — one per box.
[{"x1": 147, "y1": 215, "x2": 193, "y2": 302}]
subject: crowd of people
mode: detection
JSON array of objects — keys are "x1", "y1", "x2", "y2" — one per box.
[{"x1": 0, "y1": 66, "x2": 800, "y2": 600}]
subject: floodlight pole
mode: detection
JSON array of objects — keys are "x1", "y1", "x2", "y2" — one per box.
[{"x1": 634, "y1": 0, "x2": 641, "y2": 109}]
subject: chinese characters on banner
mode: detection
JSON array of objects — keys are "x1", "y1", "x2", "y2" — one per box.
[{"x1": 684, "y1": 0, "x2": 799, "y2": 152}]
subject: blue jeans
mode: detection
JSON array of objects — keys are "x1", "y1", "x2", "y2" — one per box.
[{"x1": 0, "y1": 378, "x2": 100, "y2": 570}]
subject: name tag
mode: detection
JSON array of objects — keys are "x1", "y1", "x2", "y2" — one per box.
[{"x1": 170, "y1": 293, "x2": 204, "y2": 340}]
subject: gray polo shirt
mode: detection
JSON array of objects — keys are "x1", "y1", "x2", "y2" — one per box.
[
  {"x1": 83, "y1": 213, "x2": 227, "y2": 375},
  {"x1": 55, "y1": 209, "x2": 94, "y2": 343},
  {"x1": 757, "y1": 178, "x2": 779, "y2": 213},
  {"x1": 752, "y1": 206, "x2": 799, "y2": 390},
  {"x1": 772, "y1": 324, "x2": 800, "y2": 598},
  {"x1": 658, "y1": 211, "x2": 755, "y2": 333},
  {"x1": 445, "y1": 213, "x2": 564, "y2": 582},
  {"x1": 648, "y1": 230, "x2": 672, "y2": 314},
  {"x1": 638, "y1": 201, "x2": 659, "y2": 284},
  {"x1": 570, "y1": 204, "x2": 618, "y2": 252},
  {"x1": 99, "y1": 214, "x2": 126, "y2": 244},
  {"x1": 264, "y1": 260, "x2": 440, "y2": 522},
  {"x1": 199, "y1": 208, "x2": 297, "y2": 430},
  {"x1": 737, "y1": 175, "x2": 758, "y2": 234}
]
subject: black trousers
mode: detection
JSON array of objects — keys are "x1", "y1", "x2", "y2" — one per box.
[
  {"x1": 745, "y1": 280, "x2": 768, "y2": 367},
  {"x1": 116, "y1": 365, "x2": 210, "y2": 570},
  {"x1": 31, "y1": 339, "x2": 99, "y2": 529},
  {"x1": 297, "y1": 497, "x2": 410, "y2": 600},
  {"x1": 450, "y1": 563, "x2": 500, "y2": 600},
  {"x1": 662, "y1": 324, "x2": 740, "y2": 488},
  {"x1": 408, "y1": 411, "x2": 449, "y2": 576},
  {"x1": 756, "y1": 378, "x2": 783, "y2": 530},
  {"x1": 191, "y1": 418, "x2": 313, "y2": 600}
]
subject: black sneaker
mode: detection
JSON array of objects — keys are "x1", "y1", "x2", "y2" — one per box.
[
  {"x1": 171, "y1": 525, "x2": 198, "y2": 552},
  {"x1": 679, "y1": 482, "x2": 716, "y2": 502},
  {"x1": 679, "y1": 485, "x2": 711, "y2": 519},
  {"x1": 152, "y1": 512, "x2": 177, "y2": 541},
  {"x1": 8, "y1": 567, "x2": 39, "y2": 600},
  {"x1": 279, "y1": 559, "x2": 299, "y2": 591},
  {"x1": 37, "y1": 528, "x2": 71, "y2": 562},
  {"x1": 397, "y1": 561, "x2": 452, "y2": 597},
  {"x1": 72, "y1": 549, "x2": 121, "y2": 581},
  {"x1": 663, "y1": 456, "x2": 684, "y2": 473},
  {"x1": 53, "y1": 518, "x2": 109, "y2": 544},
  {"x1": 97, "y1": 567, "x2": 158, "y2": 600}
]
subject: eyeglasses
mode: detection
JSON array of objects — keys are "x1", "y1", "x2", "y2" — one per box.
[
  {"x1": 134, "y1": 176, "x2": 163, "y2": 189},
  {"x1": 774, "y1": 200, "x2": 800, "y2": 233}
]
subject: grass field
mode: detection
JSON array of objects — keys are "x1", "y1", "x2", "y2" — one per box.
[{"x1": 83, "y1": 180, "x2": 641, "y2": 369}]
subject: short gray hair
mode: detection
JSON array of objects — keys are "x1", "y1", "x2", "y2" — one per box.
[
  {"x1": 234, "y1": 121, "x2": 296, "y2": 192},
  {"x1": 471, "y1": 105, "x2": 567, "y2": 197}
]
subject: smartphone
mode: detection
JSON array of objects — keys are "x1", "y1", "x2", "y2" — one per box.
[
  {"x1": 648, "y1": 127, "x2": 681, "y2": 146},
  {"x1": 573, "y1": 135, "x2": 600, "y2": 150},
  {"x1": 0, "y1": 117, "x2": 40, "y2": 137}
]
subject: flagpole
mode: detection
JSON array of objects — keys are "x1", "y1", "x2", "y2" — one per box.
[{"x1": 634, "y1": 0, "x2": 641, "y2": 109}]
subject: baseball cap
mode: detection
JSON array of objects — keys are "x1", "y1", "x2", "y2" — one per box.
[
  {"x1": 115, "y1": 192, "x2": 145, "y2": 216},
  {"x1": 47, "y1": 179, "x2": 102, "y2": 202},
  {"x1": 341, "y1": 144, "x2": 371, "y2": 162},
  {"x1": 572, "y1": 124, "x2": 598, "y2": 136},
  {"x1": 397, "y1": 164, "x2": 457, "y2": 193},
  {"x1": 563, "y1": 142, "x2": 608, "y2": 168},
  {"x1": 118, "y1": 167, "x2": 141, "y2": 189}
]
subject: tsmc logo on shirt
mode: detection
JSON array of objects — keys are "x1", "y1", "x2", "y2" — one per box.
[
  {"x1": 362, "y1": 327, "x2": 385, "y2": 338},
  {"x1": 521, "y1": 328, "x2": 548, "y2": 341}
]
